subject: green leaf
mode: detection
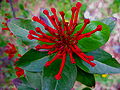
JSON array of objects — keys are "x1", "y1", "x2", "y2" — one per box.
[
  {"x1": 43, "y1": 55, "x2": 77, "y2": 90},
  {"x1": 16, "y1": 49, "x2": 48, "y2": 72},
  {"x1": 22, "y1": 55, "x2": 49, "y2": 72},
  {"x1": 76, "y1": 67, "x2": 95, "y2": 87},
  {"x1": 17, "y1": 46, "x2": 26, "y2": 55},
  {"x1": 100, "y1": 17, "x2": 117, "y2": 32},
  {"x1": 76, "y1": 48, "x2": 120, "y2": 74},
  {"x1": 25, "y1": 71, "x2": 42, "y2": 90},
  {"x1": 18, "y1": 77, "x2": 36, "y2": 90},
  {"x1": 22, "y1": 10, "x2": 30, "y2": 18},
  {"x1": 7, "y1": 18, "x2": 38, "y2": 46},
  {"x1": 7, "y1": 18, "x2": 51, "y2": 46},
  {"x1": 8, "y1": 18, "x2": 35, "y2": 30},
  {"x1": 18, "y1": 86, "x2": 35, "y2": 90},
  {"x1": 75, "y1": 21, "x2": 110, "y2": 52}
]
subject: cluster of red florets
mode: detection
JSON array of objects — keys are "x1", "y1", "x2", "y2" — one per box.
[
  {"x1": 4, "y1": 43, "x2": 24, "y2": 77},
  {"x1": 27, "y1": 2, "x2": 102, "y2": 80},
  {"x1": 4, "y1": 43, "x2": 17, "y2": 59},
  {"x1": 15, "y1": 67, "x2": 24, "y2": 77}
]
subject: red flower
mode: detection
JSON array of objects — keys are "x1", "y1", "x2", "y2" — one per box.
[
  {"x1": 15, "y1": 67, "x2": 24, "y2": 77},
  {"x1": 27, "y1": 2, "x2": 102, "y2": 80},
  {"x1": 4, "y1": 43, "x2": 17, "y2": 59}
]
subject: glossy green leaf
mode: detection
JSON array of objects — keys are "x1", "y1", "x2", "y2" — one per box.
[
  {"x1": 76, "y1": 48, "x2": 120, "y2": 74},
  {"x1": 18, "y1": 86, "x2": 35, "y2": 90},
  {"x1": 8, "y1": 18, "x2": 35, "y2": 30},
  {"x1": 100, "y1": 17, "x2": 117, "y2": 32},
  {"x1": 76, "y1": 67, "x2": 95, "y2": 87},
  {"x1": 43, "y1": 56, "x2": 77, "y2": 90},
  {"x1": 25, "y1": 71, "x2": 42, "y2": 90},
  {"x1": 22, "y1": 10, "x2": 30, "y2": 18},
  {"x1": 75, "y1": 21, "x2": 110, "y2": 52},
  {"x1": 22, "y1": 55, "x2": 49, "y2": 72},
  {"x1": 16, "y1": 49, "x2": 48, "y2": 72},
  {"x1": 18, "y1": 77, "x2": 36, "y2": 90},
  {"x1": 17, "y1": 46, "x2": 26, "y2": 55},
  {"x1": 7, "y1": 18, "x2": 38, "y2": 46}
]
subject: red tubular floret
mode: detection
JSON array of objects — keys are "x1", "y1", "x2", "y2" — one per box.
[
  {"x1": 74, "y1": 19, "x2": 90, "y2": 36},
  {"x1": 54, "y1": 52, "x2": 66, "y2": 80},
  {"x1": 27, "y1": 34, "x2": 35, "y2": 40},
  {"x1": 96, "y1": 25, "x2": 102, "y2": 31},
  {"x1": 45, "y1": 51, "x2": 61, "y2": 67},
  {"x1": 43, "y1": 10, "x2": 49, "y2": 16},
  {"x1": 71, "y1": 7, "x2": 77, "y2": 13},
  {"x1": 51, "y1": 8, "x2": 56, "y2": 13},
  {"x1": 84, "y1": 19, "x2": 90, "y2": 24},
  {"x1": 73, "y1": 2, "x2": 82, "y2": 24},
  {"x1": 76, "y1": 2, "x2": 82, "y2": 8},
  {"x1": 35, "y1": 45, "x2": 41, "y2": 50},
  {"x1": 29, "y1": 30, "x2": 36, "y2": 35}
]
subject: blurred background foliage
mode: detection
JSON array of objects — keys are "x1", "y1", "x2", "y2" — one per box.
[{"x1": 0, "y1": 0, "x2": 120, "y2": 90}]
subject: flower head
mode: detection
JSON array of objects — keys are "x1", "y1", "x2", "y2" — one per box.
[
  {"x1": 4, "y1": 43, "x2": 17, "y2": 59},
  {"x1": 4, "y1": 43, "x2": 24, "y2": 77},
  {"x1": 28, "y1": 2, "x2": 102, "y2": 80},
  {"x1": 15, "y1": 67, "x2": 24, "y2": 77}
]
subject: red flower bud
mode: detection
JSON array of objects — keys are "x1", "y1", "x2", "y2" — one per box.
[
  {"x1": 27, "y1": 34, "x2": 34, "y2": 40},
  {"x1": 54, "y1": 74, "x2": 62, "y2": 80},
  {"x1": 71, "y1": 7, "x2": 76, "y2": 12},
  {"x1": 15, "y1": 67, "x2": 24, "y2": 77},
  {"x1": 4, "y1": 43, "x2": 17, "y2": 59},
  {"x1": 76, "y1": 2, "x2": 82, "y2": 8},
  {"x1": 43, "y1": 10, "x2": 49, "y2": 16},
  {"x1": 32, "y1": 16, "x2": 39, "y2": 21},
  {"x1": 59, "y1": 11, "x2": 65, "y2": 17},
  {"x1": 29, "y1": 30, "x2": 36, "y2": 35},
  {"x1": 96, "y1": 25, "x2": 102, "y2": 31},
  {"x1": 51, "y1": 8, "x2": 56, "y2": 13},
  {"x1": 84, "y1": 19, "x2": 90, "y2": 24}
]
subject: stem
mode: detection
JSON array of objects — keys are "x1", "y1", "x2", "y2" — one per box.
[{"x1": 9, "y1": 0, "x2": 16, "y2": 18}]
